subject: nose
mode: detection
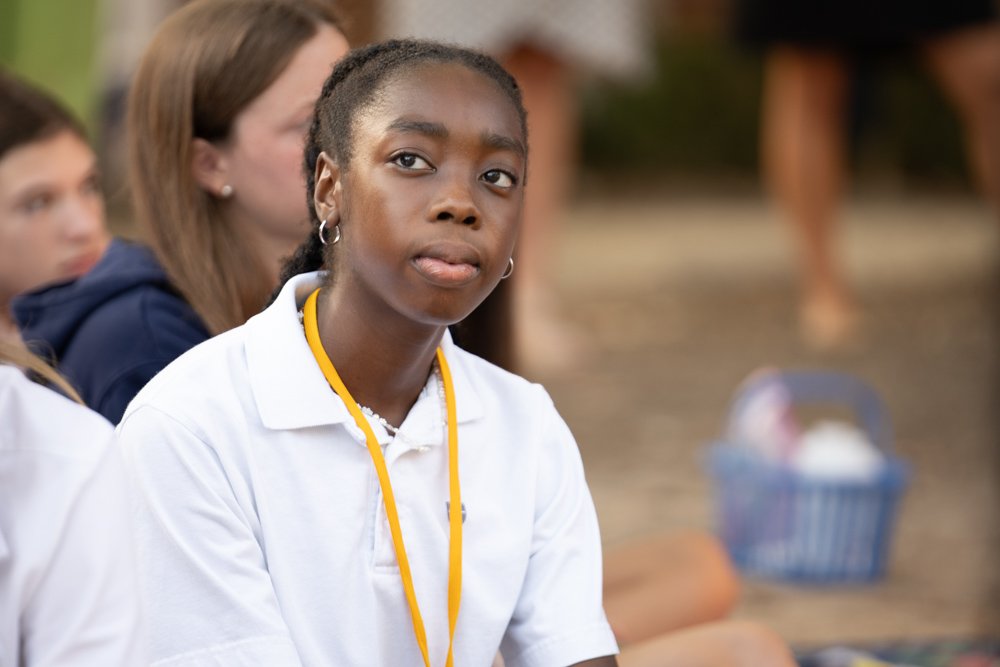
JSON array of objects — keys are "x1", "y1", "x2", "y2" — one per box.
[{"x1": 428, "y1": 171, "x2": 480, "y2": 227}]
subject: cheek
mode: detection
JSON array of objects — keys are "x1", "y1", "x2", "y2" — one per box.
[
  {"x1": 487, "y1": 199, "x2": 522, "y2": 248},
  {"x1": 0, "y1": 219, "x2": 58, "y2": 290},
  {"x1": 276, "y1": 134, "x2": 308, "y2": 176}
]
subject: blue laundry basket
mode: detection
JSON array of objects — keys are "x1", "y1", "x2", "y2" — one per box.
[{"x1": 706, "y1": 371, "x2": 910, "y2": 584}]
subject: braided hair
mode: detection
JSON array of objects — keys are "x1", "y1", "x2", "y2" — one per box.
[{"x1": 276, "y1": 39, "x2": 528, "y2": 291}]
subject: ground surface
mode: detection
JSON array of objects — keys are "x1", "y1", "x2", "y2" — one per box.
[{"x1": 533, "y1": 194, "x2": 999, "y2": 645}]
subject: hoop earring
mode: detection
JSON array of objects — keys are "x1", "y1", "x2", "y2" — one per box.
[
  {"x1": 318, "y1": 219, "x2": 341, "y2": 246},
  {"x1": 500, "y1": 257, "x2": 514, "y2": 279}
]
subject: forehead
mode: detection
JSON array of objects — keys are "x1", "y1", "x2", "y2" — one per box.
[
  {"x1": 0, "y1": 131, "x2": 94, "y2": 194},
  {"x1": 358, "y1": 61, "x2": 524, "y2": 145}
]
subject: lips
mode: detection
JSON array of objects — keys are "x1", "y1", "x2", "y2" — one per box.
[
  {"x1": 62, "y1": 249, "x2": 102, "y2": 278},
  {"x1": 412, "y1": 242, "x2": 481, "y2": 286}
]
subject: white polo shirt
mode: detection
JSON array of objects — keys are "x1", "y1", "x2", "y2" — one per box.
[
  {"x1": 118, "y1": 272, "x2": 618, "y2": 667},
  {"x1": 0, "y1": 366, "x2": 145, "y2": 666}
]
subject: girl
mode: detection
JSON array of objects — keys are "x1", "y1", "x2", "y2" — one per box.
[
  {"x1": 0, "y1": 69, "x2": 109, "y2": 347},
  {"x1": 0, "y1": 339, "x2": 145, "y2": 665},
  {"x1": 128, "y1": 0, "x2": 349, "y2": 335},
  {"x1": 118, "y1": 40, "x2": 619, "y2": 666},
  {"x1": 13, "y1": 0, "x2": 349, "y2": 422}
]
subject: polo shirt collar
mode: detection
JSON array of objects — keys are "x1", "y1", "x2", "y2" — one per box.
[{"x1": 245, "y1": 272, "x2": 485, "y2": 432}]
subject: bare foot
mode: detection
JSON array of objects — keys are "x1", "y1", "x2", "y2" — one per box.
[{"x1": 799, "y1": 291, "x2": 860, "y2": 350}]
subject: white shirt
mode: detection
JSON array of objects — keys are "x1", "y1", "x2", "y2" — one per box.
[
  {"x1": 0, "y1": 365, "x2": 145, "y2": 666},
  {"x1": 118, "y1": 272, "x2": 618, "y2": 667}
]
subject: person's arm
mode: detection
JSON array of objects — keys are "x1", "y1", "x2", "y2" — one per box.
[
  {"x1": 500, "y1": 388, "x2": 620, "y2": 667},
  {"x1": 118, "y1": 405, "x2": 302, "y2": 666},
  {"x1": 20, "y1": 434, "x2": 146, "y2": 666}
]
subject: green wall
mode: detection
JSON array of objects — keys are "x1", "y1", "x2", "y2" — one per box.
[{"x1": 0, "y1": 0, "x2": 100, "y2": 128}]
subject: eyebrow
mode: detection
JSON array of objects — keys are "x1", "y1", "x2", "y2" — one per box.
[
  {"x1": 482, "y1": 132, "x2": 526, "y2": 158},
  {"x1": 387, "y1": 118, "x2": 448, "y2": 138},
  {"x1": 386, "y1": 118, "x2": 526, "y2": 158}
]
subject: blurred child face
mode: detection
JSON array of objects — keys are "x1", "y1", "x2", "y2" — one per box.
[
  {"x1": 320, "y1": 62, "x2": 526, "y2": 327},
  {"x1": 218, "y1": 24, "x2": 349, "y2": 251},
  {"x1": 0, "y1": 130, "x2": 109, "y2": 303}
]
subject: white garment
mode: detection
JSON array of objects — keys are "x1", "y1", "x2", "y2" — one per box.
[
  {"x1": 378, "y1": 0, "x2": 652, "y2": 80},
  {"x1": 118, "y1": 272, "x2": 618, "y2": 667},
  {"x1": 0, "y1": 366, "x2": 145, "y2": 666}
]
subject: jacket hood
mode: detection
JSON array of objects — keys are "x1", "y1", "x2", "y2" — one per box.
[{"x1": 13, "y1": 239, "x2": 175, "y2": 357}]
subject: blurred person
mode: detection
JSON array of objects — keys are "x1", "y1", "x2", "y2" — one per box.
[
  {"x1": 14, "y1": 0, "x2": 349, "y2": 423},
  {"x1": 0, "y1": 339, "x2": 145, "y2": 666},
  {"x1": 606, "y1": 532, "x2": 796, "y2": 667},
  {"x1": 379, "y1": 0, "x2": 650, "y2": 372},
  {"x1": 736, "y1": 0, "x2": 1000, "y2": 347},
  {"x1": 128, "y1": 0, "x2": 349, "y2": 335},
  {"x1": 0, "y1": 69, "x2": 110, "y2": 346}
]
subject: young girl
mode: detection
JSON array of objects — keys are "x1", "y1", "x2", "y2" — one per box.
[
  {"x1": 127, "y1": 0, "x2": 349, "y2": 336},
  {"x1": 0, "y1": 340, "x2": 145, "y2": 665},
  {"x1": 118, "y1": 40, "x2": 619, "y2": 666},
  {"x1": 13, "y1": 0, "x2": 349, "y2": 423},
  {"x1": 0, "y1": 69, "x2": 109, "y2": 347}
]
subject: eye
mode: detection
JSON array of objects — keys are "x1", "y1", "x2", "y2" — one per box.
[
  {"x1": 21, "y1": 193, "x2": 54, "y2": 215},
  {"x1": 82, "y1": 173, "x2": 102, "y2": 197},
  {"x1": 391, "y1": 152, "x2": 432, "y2": 170},
  {"x1": 482, "y1": 169, "x2": 516, "y2": 189}
]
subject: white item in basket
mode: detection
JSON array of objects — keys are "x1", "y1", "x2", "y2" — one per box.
[
  {"x1": 793, "y1": 421, "x2": 883, "y2": 481},
  {"x1": 728, "y1": 369, "x2": 800, "y2": 461}
]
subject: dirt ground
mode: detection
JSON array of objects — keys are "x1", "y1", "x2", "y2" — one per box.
[{"x1": 529, "y1": 194, "x2": 1000, "y2": 646}]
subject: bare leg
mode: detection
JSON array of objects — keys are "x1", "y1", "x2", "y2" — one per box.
[
  {"x1": 760, "y1": 47, "x2": 856, "y2": 347},
  {"x1": 603, "y1": 532, "x2": 740, "y2": 645},
  {"x1": 618, "y1": 619, "x2": 797, "y2": 667},
  {"x1": 921, "y1": 23, "x2": 1000, "y2": 217},
  {"x1": 502, "y1": 45, "x2": 587, "y2": 371}
]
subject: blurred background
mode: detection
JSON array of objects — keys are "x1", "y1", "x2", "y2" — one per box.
[{"x1": 4, "y1": 0, "x2": 998, "y2": 655}]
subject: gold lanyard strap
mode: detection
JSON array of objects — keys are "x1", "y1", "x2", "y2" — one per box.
[{"x1": 303, "y1": 289, "x2": 462, "y2": 667}]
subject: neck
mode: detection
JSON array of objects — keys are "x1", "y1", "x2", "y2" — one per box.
[
  {"x1": 225, "y1": 211, "x2": 303, "y2": 289},
  {"x1": 315, "y1": 285, "x2": 446, "y2": 428}
]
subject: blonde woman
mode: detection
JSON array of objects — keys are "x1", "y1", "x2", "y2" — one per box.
[
  {"x1": 0, "y1": 340, "x2": 145, "y2": 666},
  {"x1": 15, "y1": 0, "x2": 349, "y2": 423}
]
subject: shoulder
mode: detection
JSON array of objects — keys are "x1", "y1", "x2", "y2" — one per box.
[
  {"x1": 120, "y1": 325, "x2": 250, "y2": 430},
  {"x1": 0, "y1": 366, "x2": 113, "y2": 463},
  {"x1": 452, "y1": 345, "x2": 552, "y2": 409},
  {"x1": 451, "y1": 346, "x2": 563, "y2": 442},
  {"x1": 65, "y1": 270, "x2": 208, "y2": 379},
  {"x1": 59, "y1": 276, "x2": 209, "y2": 418}
]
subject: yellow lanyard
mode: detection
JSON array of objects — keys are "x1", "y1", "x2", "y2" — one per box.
[{"x1": 303, "y1": 289, "x2": 462, "y2": 667}]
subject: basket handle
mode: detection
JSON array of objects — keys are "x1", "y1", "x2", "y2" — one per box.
[{"x1": 730, "y1": 370, "x2": 894, "y2": 454}]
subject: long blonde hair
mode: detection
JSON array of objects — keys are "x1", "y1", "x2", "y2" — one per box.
[
  {"x1": 0, "y1": 340, "x2": 82, "y2": 403},
  {"x1": 126, "y1": 0, "x2": 341, "y2": 335}
]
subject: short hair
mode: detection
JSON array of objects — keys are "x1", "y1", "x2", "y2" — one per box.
[
  {"x1": 277, "y1": 39, "x2": 528, "y2": 287},
  {"x1": 0, "y1": 68, "x2": 86, "y2": 162}
]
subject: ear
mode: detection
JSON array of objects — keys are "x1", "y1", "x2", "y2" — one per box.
[
  {"x1": 313, "y1": 151, "x2": 343, "y2": 225},
  {"x1": 190, "y1": 138, "x2": 231, "y2": 196}
]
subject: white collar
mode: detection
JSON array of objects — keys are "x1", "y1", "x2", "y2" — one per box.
[{"x1": 245, "y1": 272, "x2": 484, "y2": 433}]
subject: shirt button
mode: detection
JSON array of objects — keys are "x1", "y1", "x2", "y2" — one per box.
[{"x1": 416, "y1": 446, "x2": 430, "y2": 453}]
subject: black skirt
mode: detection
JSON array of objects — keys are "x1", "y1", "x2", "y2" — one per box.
[{"x1": 734, "y1": 0, "x2": 998, "y2": 50}]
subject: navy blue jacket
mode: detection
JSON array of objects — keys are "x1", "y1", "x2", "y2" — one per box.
[{"x1": 13, "y1": 239, "x2": 209, "y2": 424}]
